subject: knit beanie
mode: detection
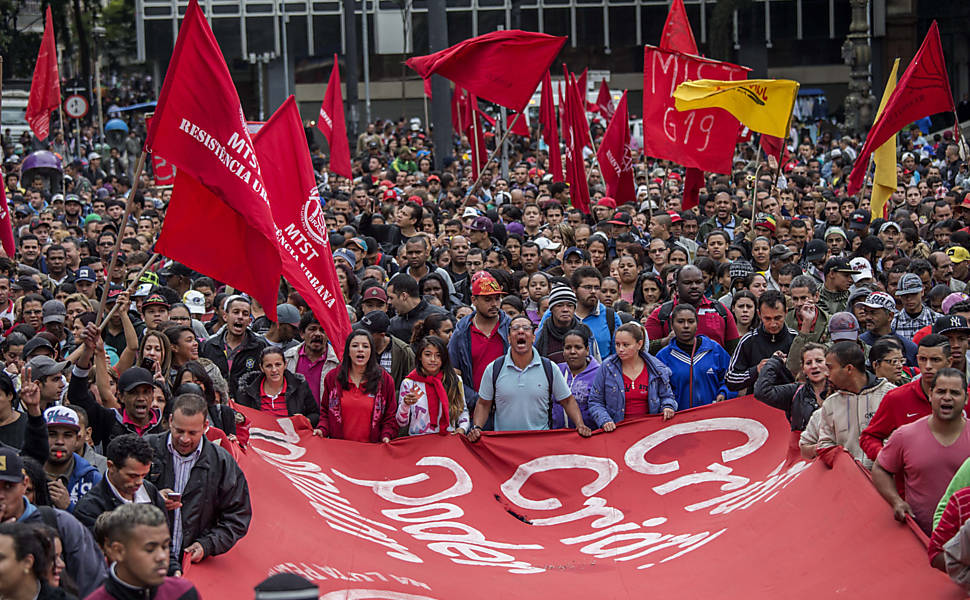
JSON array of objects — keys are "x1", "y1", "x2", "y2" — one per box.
[
  {"x1": 548, "y1": 285, "x2": 578, "y2": 310},
  {"x1": 253, "y1": 574, "x2": 319, "y2": 600}
]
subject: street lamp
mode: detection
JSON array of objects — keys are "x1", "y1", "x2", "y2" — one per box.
[
  {"x1": 247, "y1": 52, "x2": 276, "y2": 121},
  {"x1": 93, "y1": 25, "x2": 106, "y2": 141}
]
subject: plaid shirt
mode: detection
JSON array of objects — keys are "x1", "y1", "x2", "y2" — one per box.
[{"x1": 892, "y1": 305, "x2": 941, "y2": 341}]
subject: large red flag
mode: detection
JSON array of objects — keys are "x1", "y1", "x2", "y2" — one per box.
[
  {"x1": 683, "y1": 166, "x2": 704, "y2": 210},
  {"x1": 594, "y1": 79, "x2": 615, "y2": 120},
  {"x1": 317, "y1": 55, "x2": 353, "y2": 180},
  {"x1": 563, "y1": 72, "x2": 591, "y2": 214},
  {"x1": 407, "y1": 30, "x2": 566, "y2": 112},
  {"x1": 25, "y1": 7, "x2": 61, "y2": 141},
  {"x1": 257, "y1": 97, "x2": 352, "y2": 357},
  {"x1": 660, "y1": 0, "x2": 698, "y2": 54},
  {"x1": 847, "y1": 21, "x2": 955, "y2": 195},
  {"x1": 507, "y1": 112, "x2": 530, "y2": 137},
  {"x1": 597, "y1": 91, "x2": 635, "y2": 206},
  {"x1": 0, "y1": 186, "x2": 14, "y2": 258},
  {"x1": 148, "y1": 0, "x2": 281, "y2": 321},
  {"x1": 642, "y1": 47, "x2": 747, "y2": 174},
  {"x1": 759, "y1": 134, "x2": 785, "y2": 163},
  {"x1": 540, "y1": 72, "x2": 563, "y2": 183}
]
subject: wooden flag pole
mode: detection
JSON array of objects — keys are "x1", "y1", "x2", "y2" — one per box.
[
  {"x1": 468, "y1": 110, "x2": 524, "y2": 196},
  {"x1": 98, "y1": 253, "x2": 162, "y2": 330},
  {"x1": 95, "y1": 150, "x2": 148, "y2": 324}
]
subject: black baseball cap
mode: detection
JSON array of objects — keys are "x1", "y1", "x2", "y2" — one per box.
[
  {"x1": 118, "y1": 367, "x2": 155, "y2": 393},
  {"x1": 0, "y1": 448, "x2": 24, "y2": 483},
  {"x1": 823, "y1": 257, "x2": 861, "y2": 275}
]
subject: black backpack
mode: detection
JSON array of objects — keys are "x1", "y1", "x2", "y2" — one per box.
[{"x1": 489, "y1": 354, "x2": 557, "y2": 428}]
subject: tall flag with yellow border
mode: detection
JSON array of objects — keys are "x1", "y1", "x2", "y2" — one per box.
[
  {"x1": 673, "y1": 79, "x2": 799, "y2": 139},
  {"x1": 870, "y1": 59, "x2": 901, "y2": 220}
]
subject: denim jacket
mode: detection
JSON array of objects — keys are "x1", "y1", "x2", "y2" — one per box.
[{"x1": 587, "y1": 350, "x2": 676, "y2": 426}]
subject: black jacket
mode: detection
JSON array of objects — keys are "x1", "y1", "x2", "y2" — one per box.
[
  {"x1": 0, "y1": 411, "x2": 49, "y2": 464},
  {"x1": 753, "y1": 356, "x2": 824, "y2": 431},
  {"x1": 726, "y1": 325, "x2": 798, "y2": 392},
  {"x1": 68, "y1": 366, "x2": 166, "y2": 448},
  {"x1": 74, "y1": 476, "x2": 168, "y2": 530},
  {"x1": 236, "y1": 370, "x2": 319, "y2": 427},
  {"x1": 145, "y1": 433, "x2": 252, "y2": 558},
  {"x1": 86, "y1": 568, "x2": 199, "y2": 600},
  {"x1": 388, "y1": 299, "x2": 447, "y2": 343},
  {"x1": 199, "y1": 328, "x2": 267, "y2": 398}
]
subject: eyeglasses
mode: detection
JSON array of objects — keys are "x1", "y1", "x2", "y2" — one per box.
[
  {"x1": 510, "y1": 324, "x2": 534, "y2": 332},
  {"x1": 877, "y1": 358, "x2": 904, "y2": 367},
  {"x1": 578, "y1": 284, "x2": 600, "y2": 291}
]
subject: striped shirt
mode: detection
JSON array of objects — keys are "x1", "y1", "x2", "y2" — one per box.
[
  {"x1": 167, "y1": 435, "x2": 203, "y2": 553},
  {"x1": 930, "y1": 488, "x2": 970, "y2": 562}
]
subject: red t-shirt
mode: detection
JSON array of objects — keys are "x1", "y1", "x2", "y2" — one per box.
[
  {"x1": 470, "y1": 321, "x2": 506, "y2": 390},
  {"x1": 623, "y1": 367, "x2": 650, "y2": 418},
  {"x1": 259, "y1": 377, "x2": 289, "y2": 417},
  {"x1": 341, "y1": 382, "x2": 375, "y2": 442}
]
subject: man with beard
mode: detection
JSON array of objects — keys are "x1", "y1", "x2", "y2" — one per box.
[
  {"x1": 570, "y1": 267, "x2": 620, "y2": 358},
  {"x1": 43, "y1": 405, "x2": 101, "y2": 512},
  {"x1": 201, "y1": 296, "x2": 268, "y2": 396},
  {"x1": 284, "y1": 314, "x2": 338, "y2": 408},
  {"x1": 468, "y1": 315, "x2": 590, "y2": 439},
  {"x1": 534, "y1": 285, "x2": 600, "y2": 364},
  {"x1": 872, "y1": 368, "x2": 970, "y2": 535},
  {"x1": 645, "y1": 265, "x2": 739, "y2": 354},
  {"x1": 71, "y1": 329, "x2": 168, "y2": 447},
  {"x1": 449, "y1": 273, "x2": 509, "y2": 421}
]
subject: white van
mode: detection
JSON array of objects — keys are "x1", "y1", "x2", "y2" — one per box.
[{"x1": 2, "y1": 90, "x2": 32, "y2": 142}]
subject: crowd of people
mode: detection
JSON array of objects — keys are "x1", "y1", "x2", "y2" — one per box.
[{"x1": 1, "y1": 96, "x2": 970, "y2": 594}]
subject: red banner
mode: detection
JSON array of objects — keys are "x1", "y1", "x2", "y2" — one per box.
[
  {"x1": 148, "y1": 0, "x2": 281, "y2": 321},
  {"x1": 317, "y1": 55, "x2": 353, "y2": 180},
  {"x1": 26, "y1": 7, "x2": 61, "y2": 141},
  {"x1": 0, "y1": 186, "x2": 13, "y2": 258},
  {"x1": 659, "y1": 0, "x2": 698, "y2": 54},
  {"x1": 642, "y1": 47, "x2": 748, "y2": 174},
  {"x1": 563, "y1": 72, "x2": 591, "y2": 214},
  {"x1": 256, "y1": 97, "x2": 352, "y2": 358},
  {"x1": 186, "y1": 398, "x2": 957, "y2": 598}
]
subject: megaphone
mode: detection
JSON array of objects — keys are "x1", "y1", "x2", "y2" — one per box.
[{"x1": 105, "y1": 119, "x2": 129, "y2": 151}]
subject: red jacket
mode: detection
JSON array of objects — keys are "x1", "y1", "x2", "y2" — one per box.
[
  {"x1": 860, "y1": 380, "x2": 928, "y2": 461},
  {"x1": 319, "y1": 369, "x2": 398, "y2": 442}
]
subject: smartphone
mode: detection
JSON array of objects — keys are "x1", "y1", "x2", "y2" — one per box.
[
  {"x1": 140, "y1": 357, "x2": 156, "y2": 371},
  {"x1": 167, "y1": 492, "x2": 182, "y2": 502}
]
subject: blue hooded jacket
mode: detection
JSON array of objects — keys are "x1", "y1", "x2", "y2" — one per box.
[
  {"x1": 656, "y1": 335, "x2": 734, "y2": 411},
  {"x1": 65, "y1": 452, "x2": 102, "y2": 513},
  {"x1": 448, "y1": 310, "x2": 510, "y2": 413},
  {"x1": 588, "y1": 350, "x2": 676, "y2": 426}
]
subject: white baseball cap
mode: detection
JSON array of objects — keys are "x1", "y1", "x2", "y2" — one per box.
[
  {"x1": 182, "y1": 290, "x2": 206, "y2": 315},
  {"x1": 848, "y1": 257, "x2": 873, "y2": 283}
]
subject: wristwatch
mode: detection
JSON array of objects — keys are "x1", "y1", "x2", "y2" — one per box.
[{"x1": 472, "y1": 425, "x2": 483, "y2": 431}]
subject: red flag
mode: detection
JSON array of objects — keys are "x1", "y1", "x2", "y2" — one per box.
[
  {"x1": 451, "y1": 87, "x2": 471, "y2": 134},
  {"x1": 467, "y1": 102, "x2": 488, "y2": 180},
  {"x1": 256, "y1": 97, "x2": 352, "y2": 357},
  {"x1": 407, "y1": 30, "x2": 566, "y2": 112},
  {"x1": 759, "y1": 134, "x2": 785, "y2": 163},
  {"x1": 642, "y1": 47, "x2": 748, "y2": 174},
  {"x1": 476, "y1": 108, "x2": 497, "y2": 129},
  {"x1": 540, "y1": 72, "x2": 563, "y2": 183},
  {"x1": 660, "y1": 0, "x2": 698, "y2": 54},
  {"x1": 847, "y1": 21, "x2": 955, "y2": 195},
  {"x1": 317, "y1": 55, "x2": 353, "y2": 180},
  {"x1": 596, "y1": 91, "x2": 635, "y2": 206},
  {"x1": 25, "y1": 7, "x2": 61, "y2": 141},
  {"x1": 0, "y1": 186, "x2": 13, "y2": 258},
  {"x1": 576, "y1": 69, "x2": 589, "y2": 112},
  {"x1": 594, "y1": 79, "x2": 615, "y2": 119},
  {"x1": 148, "y1": 0, "x2": 281, "y2": 321},
  {"x1": 683, "y1": 167, "x2": 704, "y2": 210},
  {"x1": 507, "y1": 112, "x2": 530, "y2": 137},
  {"x1": 563, "y1": 72, "x2": 591, "y2": 214}
]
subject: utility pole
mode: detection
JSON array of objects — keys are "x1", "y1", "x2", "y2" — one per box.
[
  {"x1": 428, "y1": 0, "x2": 450, "y2": 169},
  {"x1": 342, "y1": 0, "x2": 360, "y2": 140}
]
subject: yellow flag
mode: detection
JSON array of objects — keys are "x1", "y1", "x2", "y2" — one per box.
[
  {"x1": 870, "y1": 59, "x2": 900, "y2": 220},
  {"x1": 673, "y1": 79, "x2": 800, "y2": 138}
]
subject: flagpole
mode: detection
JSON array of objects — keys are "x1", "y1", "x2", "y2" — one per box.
[
  {"x1": 469, "y1": 110, "x2": 524, "y2": 195},
  {"x1": 98, "y1": 253, "x2": 161, "y2": 331},
  {"x1": 423, "y1": 94, "x2": 430, "y2": 139},
  {"x1": 95, "y1": 150, "x2": 148, "y2": 324},
  {"x1": 471, "y1": 102, "x2": 482, "y2": 182}
]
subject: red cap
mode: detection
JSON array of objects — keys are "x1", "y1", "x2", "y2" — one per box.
[
  {"x1": 383, "y1": 189, "x2": 397, "y2": 200},
  {"x1": 668, "y1": 172, "x2": 682, "y2": 181},
  {"x1": 667, "y1": 210, "x2": 683, "y2": 224},
  {"x1": 471, "y1": 272, "x2": 504, "y2": 296},
  {"x1": 380, "y1": 179, "x2": 395, "y2": 188},
  {"x1": 407, "y1": 195, "x2": 423, "y2": 206},
  {"x1": 597, "y1": 197, "x2": 617, "y2": 209},
  {"x1": 362, "y1": 287, "x2": 387, "y2": 303}
]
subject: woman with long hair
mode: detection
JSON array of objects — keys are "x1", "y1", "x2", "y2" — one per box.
[
  {"x1": 525, "y1": 272, "x2": 551, "y2": 325},
  {"x1": 588, "y1": 323, "x2": 676, "y2": 432},
  {"x1": 419, "y1": 272, "x2": 452, "y2": 311},
  {"x1": 397, "y1": 336, "x2": 468, "y2": 435},
  {"x1": 616, "y1": 255, "x2": 641, "y2": 304},
  {"x1": 411, "y1": 313, "x2": 456, "y2": 346},
  {"x1": 587, "y1": 235, "x2": 610, "y2": 277},
  {"x1": 317, "y1": 330, "x2": 397, "y2": 442},
  {"x1": 751, "y1": 236, "x2": 772, "y2": 272},
  {"x1": 632, "y1": 273, "x2": 667, "y2": 317},
  {"x1": 731, "y1": 290, "x2": 759, "y2": 337},
  {"x1": 237, "y1": 347, "x2": 319, "y2": 426},
  {"x1": 0, "y1": 522, "x2": 76, "y2": 600}
]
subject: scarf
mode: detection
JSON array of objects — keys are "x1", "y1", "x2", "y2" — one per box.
[
  {"x1": 535, "y1": 316, "x2": 580, "y2": 356},
  {"x1": 407, "y1": 369, "x2": 451, "y2": 434}
]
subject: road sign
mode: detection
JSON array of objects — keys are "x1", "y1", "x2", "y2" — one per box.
[{"x1": 64, "y1": 95, "x2": 89, "y2": 119}]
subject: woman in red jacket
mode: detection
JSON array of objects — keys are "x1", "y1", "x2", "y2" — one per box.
[{"x1": 316, "y1": 330, "x2": 397, "y2": 442}]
